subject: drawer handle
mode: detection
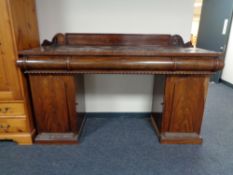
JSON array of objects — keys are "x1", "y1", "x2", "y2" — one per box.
[
  {"x1": 0, "y1": 107, "x2": 10, "y2": 113},
  {"x1": 0, "y1": 124, "x2": 10, "y2": 130}
]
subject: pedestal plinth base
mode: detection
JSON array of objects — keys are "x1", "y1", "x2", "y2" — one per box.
[
  {"x1": 151, "y1": 115, "x2": 202, "y2": 144},
  {"x1": 35, "y1": 133, "x2": 80, "y2": 144}
]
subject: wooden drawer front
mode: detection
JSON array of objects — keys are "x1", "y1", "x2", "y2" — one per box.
[
  {"x1": 0, "y1": 118, "x2": 28, "y2": 133},
  {"x1": 0, "y1": 103, "x2": 25, "y2": 116}
]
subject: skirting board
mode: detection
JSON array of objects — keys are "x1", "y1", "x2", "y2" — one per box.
[
  {"x1": 220, "y1": 79, "x2": 233, "y2": 89},
  {"x1": 86, "y1": 112, "x2": 151, "y2": 118}
]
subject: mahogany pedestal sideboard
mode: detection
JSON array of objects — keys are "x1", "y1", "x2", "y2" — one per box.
[{"x1": 17, "y1": 33, "x2": 224, "y2": 144}]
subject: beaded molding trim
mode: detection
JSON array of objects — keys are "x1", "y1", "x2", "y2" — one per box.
[{"x1": 24, "y1": 70, "x2": 213, "y2": 75}]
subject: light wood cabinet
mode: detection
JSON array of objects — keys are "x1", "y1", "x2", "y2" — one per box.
[{"x1": 0, "y1": 0, "x2": 40, "y2": 144}]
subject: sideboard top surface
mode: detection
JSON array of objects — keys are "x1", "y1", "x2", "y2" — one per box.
[
  {"x1": 17, "y1": 34, "x2": 224, "y2": 74},
  {"x1": 19, "y1": 45, "x2": 221, "y2": 57},
  {"x1": 19, "y1": 33, "x2": 221, "y2": 57}
]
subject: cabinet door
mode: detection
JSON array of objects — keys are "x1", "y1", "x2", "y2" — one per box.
[
  {"x1": 0, "y1": 0, "x2": 23, "y2": 100},
  {"x1": 29, "y1": 75, "x2": 77, "y2": 133},
  {"x1": 162, "y1": 75, "x2": 209, "y2": 133}
]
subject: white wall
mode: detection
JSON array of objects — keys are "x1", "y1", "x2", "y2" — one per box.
[
  {"x1": 36, "y1": 0, "x2": 195, "y2": 112},
  {"x1": 222, "y1": 19, "x2": 233, "y2": 84}
]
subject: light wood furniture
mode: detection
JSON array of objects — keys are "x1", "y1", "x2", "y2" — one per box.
[
  {"x1": 17, "y1": 33, "x2": 224, "y2": 144},
  {"x1": 0, "y1": 0, "x2": 40, "y2": 144}
]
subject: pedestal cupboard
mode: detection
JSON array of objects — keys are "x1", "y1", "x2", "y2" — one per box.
[{"x1": 0, "y1": 0, "x2": 39, "y2": 144}]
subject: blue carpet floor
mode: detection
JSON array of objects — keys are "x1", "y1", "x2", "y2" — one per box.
[{"x1": 0, "y1": 83, "x2": 233, "y2": 175}]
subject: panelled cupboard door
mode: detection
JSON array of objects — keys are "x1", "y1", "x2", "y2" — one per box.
[{"x1": 0, "y1": 0, "x2": 23, "y2": 100}]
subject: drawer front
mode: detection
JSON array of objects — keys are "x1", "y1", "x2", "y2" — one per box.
[
  {"x1": 0, "y1": 118, "x2": 28, "y2": 133},
  {"x1": 0, "y1": 103, "x2": 25, "y2": 116}
]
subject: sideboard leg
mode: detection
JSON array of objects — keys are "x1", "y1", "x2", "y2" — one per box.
[{"x1": 152, "y1": 75, "x2": 209, "y2": 144}]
